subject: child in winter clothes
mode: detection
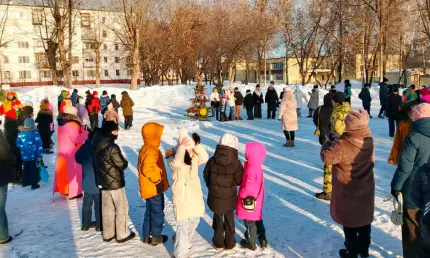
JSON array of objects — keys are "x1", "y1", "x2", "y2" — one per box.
[
  {"x1": 237, "y1": 142, "x2": 267, "y2": 251},
  {"x1": 76, "y1": 100, "x2": 90, "y2": 130},
  {"x1": 219, "y1": 91, "x2": 228, "y2": 122},
  {"x1": 227, "y1": 87, "x2": 236, "y2": 121},
  {"x1": 166, "y1": 129, "x2": 209, "y2": 258},
  {"x1": 87, "y1": 91, "x2": 101, "y2": 131},
  {"x1": 203, "y1": 134, "x2": 244, "y2": 251},
  {"x1": 71, "y1": 89, "x2": 82, "y2": 106},
  {"x1": 344, "y1": 80, "x2": 352, "y2": 104},
  {"x1": 36, "y1": 100, "x2": 54, "y2": 154},
  {"x1": 120, "y1": 91, "x2": 134, "y2": 130},
  {"x1": 110, "y1": 94, "x2": 120, "y2": 113},
  {"x1": 321, "y1": 110, "x2": 375, "y2": 258},
  {"x1": 76, "y1": 131, "x2": 102, "y2": 232},
  {"x1": 385, "y1": 86, "x2": 402, "y2": 137},
  {"x1": 234, "y1": 87, "x2": 244, "y2": 120},
  {"x1": 16, "y1": 118, "x2": 43, "y2": 190},
  {"x1": 99, "y1": 90, "x2": 110, "y2": 114},
  {"x1": 244, "y1": 90, "x2": 254, "y2": 120},
  {"x1": 359, "y1": 84, "x2": 372, "y2": 118},
  {"x1": 103, "y1": 102, "x2": 119, "y2": 124},
  {"x1": 19, "y1": 102, "x2": 34, "y2": 126}
]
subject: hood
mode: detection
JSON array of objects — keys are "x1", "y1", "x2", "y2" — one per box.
[
  {"x1": 412, "y1": 118, "x2": 430, "y2": 138},
  {"x1": 142, "y1": 122, "x2": 164, "y2": 147},
  {"x1": 245, "y1": 142, "x2": 266, "y2": 166},
  {"x1": 92, "y1": 130, "x2": 114, "y2": 154},
  {"x1": 342, "y1": 128, "x2": 374, "y2": 150},
  {"x1": 214, "y1": 144, "x2": 238, "y2": 167},
  {"x1": 323, "y1": 94, "x2": 333, "y2": 107}
]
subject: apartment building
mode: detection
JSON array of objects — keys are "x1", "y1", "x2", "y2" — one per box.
[{"x1": 0, "y1": 3, "x2": 132, "y2": 86}]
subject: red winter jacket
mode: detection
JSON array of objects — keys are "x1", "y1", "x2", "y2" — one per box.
[
  {"x1": 0, "y1": 96, "x2": 23, "y2": 120},
  {"x1": 87, "y1": 97, "x2": 101, "y2": 115}
]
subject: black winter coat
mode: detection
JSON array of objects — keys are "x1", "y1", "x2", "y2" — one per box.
[
  {"x1": 203, "y1": 145, "x2": 244, "y2": 214},
  {"x1": 253, "y1": 92, "x2": 264, "y2": 105},
  {"x1": 0, "y1": 128, "x2": 16, "y2": 186},
  {"x1": 379, "y1": 82, "x2": 389, "y2": 105},
  {"x1": 359, "y1": 88, "x2": 372, "y2": 108},
  {"x1": 234, "y1": 91, "x2": 244, "y2": 105},
  {"x1": 92, "y1": 131, "x2": 128, "y2": 190},
  {"x1": 313, "y1": 95, "x2": 334, "y2": 145},
  {"x1": 385, "y1": 94, "x2": 402, "y2": 120},
  {"x1": 265, "y1": 89, "x2": 279, "y2": 111},
  {"x1": 111, "y1": 97, "x2": 120, "y2": 113},
  {"x1": 36, "y1": 110, "x2": 53, "y2": 139},
  {"x1": 244, "y1": 93, "x2": 254, "y2": 110}
]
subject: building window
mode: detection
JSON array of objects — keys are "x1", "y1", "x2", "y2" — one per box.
[
  {"x1": 115, "y1": 57, "x2": 119, "y2": 63},
  {"x1": 115, "y1": 43, "x2": 119, "y2": 50},
  {"x1": 275, "y1": 73, "x2": 283, "y2": 81},
  {"x1": 32, "y1": 9, "x2": 43, "y2": 25},
  {"x1": 34, "y1": 39, "x2": 44, "y2": 48},
  {"x1": 18, "y1": 42, "x2": 29, "y2": 48},
  {"x1": 102, "y1": 17, "x2": 106, "y2": 24},
  {"x1": 19, "y1": 71, "x2": 31, "y2": 79},
  {"x1": 116, "y1": 70, "x2": 120, "y2": 76},
  {"x1": 84, "y1": 42, "x2": 95, "y2": 50},
  {"x1": 72, "y1": 56, "x2": 79, "y2": 64},
  {"x1": 72, "y1": 70, "x2": 79, "y2": 77},
  {"x1": 4, "y1": 71, "x2": 10, "y2": 79},
  {"x1": 84, "y1": 55, "x2": 94, "y2": 63},
  {"x1": 19, "y1": 56, "x2": 30, "y2": 63},
  {"x1": 102, "y1": 30, "x2": 107, "y2": 37},
  {"x1": 87, "y1": 70, "x2": 95, "y2": 77},
  {"x1": 81, "y1": 13, "x2": 90, "y2": 27},
  {"x1": 40, "y1": 70, "x2": 51, "y2": 78},
  {"x1": 104, "y1": 57, "x2": 107, "y2": 63},
  {"x1": 103, "y1": 44, "x2": 107, "y2": 50},
  {"x1": 4, "y1": 56, "x2": 8, "y2": 63},
  {"x1": 272, "y1": 62, "x2": 283, "y2": 70},
  {"x1": 104, "y1": 70, "x2": 109, "y2": 76}
]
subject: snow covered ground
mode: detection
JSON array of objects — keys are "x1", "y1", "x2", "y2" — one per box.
[{"x1": 0, "y1": 83, "x2": 402, "y2": 258}]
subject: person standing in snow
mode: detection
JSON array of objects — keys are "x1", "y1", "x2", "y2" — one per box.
[
  {"x1": 0, "y1": 121, "x2": 16, "y2": 244},
  {"x1": 329, "y1": 85, "x2": 337, "y2": 96},
  {"x1": 36, "y1": 100, "x2": 54, "y2": 154},
  {"x1": 59, "y1": 91, "x2": 72, "y2": 114},
  {"x1": 321, "y1": 110, "x2": 375, "y2": 258},
  {"x1": 75, "y1": 98, "x2": 90, "y2": 131},
  {"x1": 99, "y1": 90, "x2": 110, "y2": 115},
  {"x1": 227, "y1": 87, "x2": 236, "y2": 121},
  {"x1": 203, "y1": 134, "x2": 244, "y2": 252},
  {"x1": 87, "y1": 91, "x2": 101, "y2": 131},
  {"x1": 385, "y1": 86, "x2": 402, "y2": 137},
  {"x1": 378, "y1": 77, "x2": 389, "y2": 118},
  {"x1": 344, "y1": 80, "x2": 352, "y2": 104},
  {"x1": 307, "y1": 85, "x2": 319, "y2": 118},
  {"x1": 166, "y1": 130, "x2": 209, "y2": 258},
  {"x1": 391, "y1": 103, "x2": 430, "y2": 258},
  {"x1": 16, "y1": 118, "x2": 43, "y2": 190},
  {"x1": 71, "y1": 89, "x2": 82, "y2": 107},
  {"x1": 294, "y1": 85, "x2": 308, "y2": 117},
  {"x1": 234, "y1": 87, "x2": 244, "y2": 120},
  {"x1": 237, "y1": 142, "x2": 268, "y2": 251},
  {"x1": 18, "y1": 101, "x2": 34, "y2": 127},
  {"x1": 110, "y1": 94, "x2": 120, "y2": 113},
  {"x1": 103, "y1": 102, "x2": 119, "y2": 125},
  {"x1": 138, "y1": 122, "x2": 170, "y2": 245},
  {"x1": 120, "y1": 91, "x2": 134, "y2": 130},
  {"x1": 92, "y1": 121, "x2": 135, "y2": 243},
  {"x1": 244, "y1": 90, "x2": 254, "y2": 120},
  {"x1": 265, "y1": 85, "x2": 279, "y2": 119},
  {"x1": 58, "y1": 90, "x2": 67, "y2": 112},
  {"x1": 278, "y1": 87, "x2": 298, "y2": 148},
  {"x1": 253, "y1": 85, "x2": 264, "y2": 119},
  {"x1": 209, "y1": 88, "x2": 220, "y2": 120},
  {"x1": 219, "y1": 91, "x2": 228, "y2": 122},
  {"x1": 359, "y1": 84, "x2": 372, "y2": 118},
  {"x1": 75, "y1": 130, "x2": 101, "y2": 232}
]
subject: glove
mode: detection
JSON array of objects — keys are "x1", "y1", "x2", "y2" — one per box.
[
  {"x1": 192, "y1": 133, "x2": 200, "y2": 145},
  {"x1": 391, "y1": 188, "x2": 400, "y2": 200},
  {"x1": 156, "y1": 182, "x2": 164, "y2": 195}
]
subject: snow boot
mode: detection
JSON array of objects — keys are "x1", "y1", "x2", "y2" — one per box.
[
  {"x1": 240, "y1": 239, "x2": 257, "y2": 251},
  {"x1": 150, "y1": 235, "x2": 168, "y2": 246},
  {"x1": 291, "y1": 140, "x2": 295, "y2": 147},
  {"x1": 283, "y1": 140, "x2": 292, "y2": 147},
  {"x1": 117, "y1": 232, "x2": 136, "y2": 243},
  {"x1": 315, "y1": 192, "x2": 331, "y2": 201},
  {"x1": 339, "y1": 249, "x2": 358, "y2": 258},
  {"x1": 31, "y1": 184, "x2": 40, "y2": 190},
  {"x1": 258, "y1": 234, "x2": 268, "y2": 248},
  {"x1": 81, "y1": 221, "x2": 96, "y2": 231}
]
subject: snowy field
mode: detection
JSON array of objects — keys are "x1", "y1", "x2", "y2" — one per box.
[{"x1": 0, "y1": 82, "x2": 402, "y2": 258}]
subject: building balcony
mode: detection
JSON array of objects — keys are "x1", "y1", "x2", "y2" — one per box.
[{"x1": 81, "y1": 31, "x2": 96, "y2": 41}]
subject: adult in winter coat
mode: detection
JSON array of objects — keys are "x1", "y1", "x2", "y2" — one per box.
[
  {"x1": 391, "y1": 103, "x2": 430, "y2": 258},
  {"x1": 53, "y1": 106, "x2": 89, "y2": 199},
  {"x1": 321, "y1": 110, "x2": 375, "y2": 258},
  {"x1": 378, "y1": 78, "x2": 389, "y2": 118},
  {"x1": 36, "y1": 101, "x2": 54, "y2": 153},
  {"x1": 0, "y1": 122, "x2": 16, "y2": 244},
  {"x1": 167, "y1": 130, "x2": 209, "y2": 258},
  {"x1": 92, "y1": 122, "x2": 135, "y2": 243},
  {"x1": 344, "y1": 80, "x2": 352, "y2": 104},
  {"x1": 236, "y1": 142, "x2": 268, "y2": 251},
  {"x1": 294, "y1": 85, "x2": 308, "y2": 117},
  {"x1": 331, "y1": 92, "x2": 351, "y2": 136},
  {"x1": 209, "y1": 88, "x2": 220, "y2": 120},
  {"x1": 244, "y1": 90, "x2": 254, "y2": 120},
  {"x1": 278, "y1": 87, "x2": 298, "y2": 148},
  {"x1": 110, "y1": 94, "x2": 120, "y2": 113},
  {"x1": 313, "y1": 94, "x2": 334, "y2": 145},
  {"x1": 265, "y1": 85, "x2": 279, "y2": 119},
  {"x1": 120, "y1": 91, "x2": 134, "y2": 130},
  {"x1": 359, "y1": 84, "x2": 372, "y2": 118},
  {"x1": 307, "y1": 85, "x2": 319, "y2": 118},
  {"x1": 227, "y1": 87, "x2": 236, "y2": 121},
  {"x1": 385, "y1": 86, "x2": 402, "y2": 137},
  {"x1": 234, "y1": 88, "x2": 244, "y2": 120},
  {"x1": 138, "y1": 122, "x2": 170, "y2": 245},
  {"x1": 411, "y1": 157, "x2": 430, "y2": 258},
  {"x1": 253, "y1": 85, "x2": 264, "y2": 119},
  {"x1": 87, "y1": 91, "x2": 101, "y2": 131},
  {"x1": 99, "y1": 91, "x2": 110, "y2": 114},
  {"x1": 203, "y1": 134, "x2": 244, "y2": 251},
  {"x1": 71, "y1": 89, "x2": 82, "y2": 107}
]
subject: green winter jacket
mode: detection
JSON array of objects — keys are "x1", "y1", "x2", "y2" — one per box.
[
  {"x1": 391, "y1": 117, "x2": 430, "y2": 209},
  {"x1": 330, "y1": 102, "x2": 351, "y2": 136}
]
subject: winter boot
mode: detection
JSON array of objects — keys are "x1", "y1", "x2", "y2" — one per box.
[
  {"x1": 339, "y1": 249, "x2": 358, "y2": 258},
  {"x1": 283, "y1": 140, "x2": 292, "y2": 147},
  {"x1": 291, "y1": 140, "x2": 295, "y2": 147},
  {"x1": 81, "y1": 221, "x2": 96, "y2": 231},
  {"x1": 117, "y1": 232, "x2": 136, "y2": 243},
  {"x1": 31, "y1": 184, "x2": 40, "y2": 190},
  {"x1": 240, "y1": 239, "x2": 257, "y2": 251},
  {"x1": 150, "y1": 235, "x2": 168, "y2": 246},
  {"x1": 315, "y1": 192, "x2": 331, "y2": 201},
  {"x1": 258, "y1": 234, "x2": 268, "y2": 248}
]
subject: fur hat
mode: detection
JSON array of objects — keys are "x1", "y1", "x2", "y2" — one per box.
[
  {"x1": 63, "y1": 106, "x2": 78, "y2": 116},
  {"x1": 24, "y1": 118, "x2": 35, "y2": 129},
  {"x1": 345, "y1": 110, "x2": 369, "y2": 131},
  {"x1": 412, "y1": 103, "x2": 430, "y2": 122},
  {"x1": 219, "y1": 133, "x2": 239, "y2": 150},
  {"x1": 333, "y1": 92, "x2": 345, "y2": 104},
  {"x1": 178, "y1": 129, "x2": 195, "y2": 153}
]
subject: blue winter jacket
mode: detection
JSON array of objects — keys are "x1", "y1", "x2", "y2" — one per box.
[
  {"x1": 391, "y1": 118, "x2": 430, "y2": 209},
  {"x1": 75, "y1": 137, "x2": 99, "y2": 194},
  {"x1": 71, "y1": 92, "x2": 79, "y2": 106},
  {"x1": 16, "y1": 129, "x2": 43, "y2": 162},
  {"x1": 99, "y1": 96, "x2": 110, "y2": 111}
]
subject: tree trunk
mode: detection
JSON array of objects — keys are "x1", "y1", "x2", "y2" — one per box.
[
  {"x1": 95, "y1": 42, "x2": 101, "y2": 87},
  {"x1": 130, "y1": 30, "x2": 140, "y2": 90},
  {"x1": 47, "y1": 41, "x2": 59, "y2": 86}
]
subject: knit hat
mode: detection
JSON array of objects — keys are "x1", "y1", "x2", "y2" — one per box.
[
  {"x1": 111, "y1": 94, "x2": 116, "y2": 99},
  {"x1": 23, "y1": 118, "x2": 35, "y2": 129},
  {"x1": 345, "y1": 110, "x2": 369, "y2": 131},
  {"x1": 412, "y1": 103, "x2": 430, "y2": 122},
  {"x1": 85, "y1": 90, "x2": 91, "y2": 95},
  {"x1": 40, "y1": 103, "x2": 50, "y2": 110},
  {"x1": 73, "y1": 89, "x2": 78, "y2": 93},
  {"x1": 392, "y1": 86, "x2": 399, "y2": 93},
  {"x1": 93, "y1": 91, "x2": 98, "y2": 97},
  {"x1": 219, "y1": 133, "x2": 239, "y2": 150},
  {"x1": 63, "y1": 106, "x2": 78, "y2": 116},
  {"x1": 333, "y1": 92, "x2": 345, "y2": 104},
  {"x1": 421, "y1": 87, "x2": 430, "y2": 96},
  {"x1": 23, "y1": 101, "x2": 33, "y2": 107},
  {"x1": 103, "y1": 121, "x2": 119, "y2": 136}
]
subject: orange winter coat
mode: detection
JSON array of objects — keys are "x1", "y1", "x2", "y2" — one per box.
[{"x1": 138, "y1": 122, "x2": 169, "y2": 200}]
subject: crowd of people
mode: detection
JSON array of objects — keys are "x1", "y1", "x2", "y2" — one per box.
[{"x1": 0, "y1": 81, "x2": 430, "y2": 258}]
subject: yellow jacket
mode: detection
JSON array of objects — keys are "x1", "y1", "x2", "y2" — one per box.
[
  {"x1": 331, "y1": 102, "x2": 351, "y2": 135},
  {"x1": 138, "y1": 122, "x2": 169, "y2": 200}
]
